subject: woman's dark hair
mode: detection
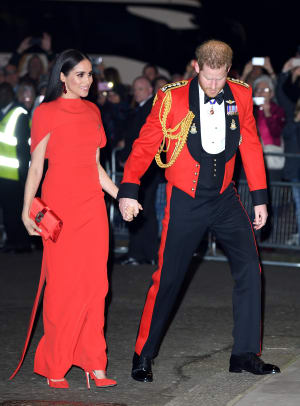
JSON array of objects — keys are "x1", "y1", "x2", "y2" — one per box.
[
  {"x1": 104, "y1": 67, "x2": 122, "y2": 86},
  {"x1": 43, "y1": 49, "x2": 90, "y2": 103}
]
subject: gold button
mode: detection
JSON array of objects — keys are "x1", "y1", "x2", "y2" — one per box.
[
  {"x1": 214, "y1": 174, "x2": 216, "y2": 177},
  {"x1": 193, "y1": 180, "x2": 196, "y2": 183},
  {"x1": 213, "y1": 159, "x2": 216, "y2": 162},
  {"x1": 191, "y1": 187, "x2": 195, "y2": 191},
  {"x1": 196, "y1": 164, "x2": 200, "y2": 167},
  {"x1": 194, "y1": 172, "x2": 198, "y2": 175}
]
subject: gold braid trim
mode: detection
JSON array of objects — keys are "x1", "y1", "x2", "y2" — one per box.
[{"x1": 155, "y1": 91, "x2": 195, "y2": 168}]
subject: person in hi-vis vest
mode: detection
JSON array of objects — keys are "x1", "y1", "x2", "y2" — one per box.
[
  {"x1": 0, "y1": 82, "x2": 31, "y2": 252},
  {"x1": 118, "y1": 40, "x2": 280, "y2": 381}
]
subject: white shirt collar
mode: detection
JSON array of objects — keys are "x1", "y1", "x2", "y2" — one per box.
[
  {"x1": 198, "y1": 85, "x2": 224, "y2": 103},
  {"x1": 139, "y1": 94, "x2": 153, "y2": 107}
]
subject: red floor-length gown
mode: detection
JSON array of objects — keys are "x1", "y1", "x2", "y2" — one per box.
[{"x1": 13, "y1": 97, "x2": 110, "y2": 380}]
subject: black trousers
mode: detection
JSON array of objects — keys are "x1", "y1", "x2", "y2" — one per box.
[
  {"x1": 0, "y1": 178, "x2": 30, "y2": 249},
  {"x1": 135, "y1": 182, "x2": 261, "y2": 358}
]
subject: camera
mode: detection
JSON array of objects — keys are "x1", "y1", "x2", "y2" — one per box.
[
  {"x1": 252, "y1": 57, "x2": 265, "y2": 66},
  {"x1": 253, "y1": 96, "x2": 265, "y2": 106}
]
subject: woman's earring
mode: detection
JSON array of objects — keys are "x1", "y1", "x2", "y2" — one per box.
[{"x1": 62, "y1": 82, "x2": 67, "y2": 94}]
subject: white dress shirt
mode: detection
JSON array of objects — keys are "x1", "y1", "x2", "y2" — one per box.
[{"x1": 198, "y1": 85, "x2": 225, "y2": 154}]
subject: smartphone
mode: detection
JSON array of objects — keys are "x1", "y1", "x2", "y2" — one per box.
[
  {"x1": 292, "y1": 58, "x2": 300, "y2": 67},
  {"x1": 98, "y1": 81, "x2": 113, "y2": 91},
  {"x1": 252, "y1": 57, "x2": 265, "y2": 66},
  {"x1": 98, "y1": 82, "x2": 110, "y2": 91},
  {"x1": 30, "y1": 37, "x2": 41, "y2": 47},
  {"x1": 253, "y1": 96, "x2": 265, "y2": 105}
]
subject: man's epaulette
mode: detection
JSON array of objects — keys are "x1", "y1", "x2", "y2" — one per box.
[
  {"x1": 227, "y1": 77, "x2": 249, "y2": 88},
  {"x1": 161, "y1": 80, "x2": 189, "y2": 93}
]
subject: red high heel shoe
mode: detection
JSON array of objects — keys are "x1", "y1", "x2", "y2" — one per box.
[
  {"x1": 85, "y1": 370, "x2": 117, "y2": 389},
  {"x1": 47, "y1": 378, "x2": 69, "y2": 388}
]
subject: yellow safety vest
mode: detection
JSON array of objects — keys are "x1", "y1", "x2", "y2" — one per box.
[{"x1": 0, "y1": 107, "x2": 28, "y2": 181}]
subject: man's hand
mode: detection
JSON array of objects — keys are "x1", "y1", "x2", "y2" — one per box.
[
  {"x1": 253, "y1": 204, "x2": 268, "y2": 230},
  {"x1": 119, "y1": 198, "x2": 142, "y2": 222}
]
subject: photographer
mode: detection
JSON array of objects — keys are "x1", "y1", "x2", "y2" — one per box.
[
  {"x1": 253, "y1": 74, "x2": 285, "y2": 181},
  {"x1": 241, "y1": 56, "x2": 276, "y2": 87},
  {"x1": 9, "y1": 33, "x2": 54, "y2": 91},
  {"x1": 281, "y1": 57, "x2": 300, "y2": 104}
]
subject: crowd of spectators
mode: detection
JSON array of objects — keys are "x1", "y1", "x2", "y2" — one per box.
[{"x1": 1, "y1": 34, "x2": 300, "y2": 251}]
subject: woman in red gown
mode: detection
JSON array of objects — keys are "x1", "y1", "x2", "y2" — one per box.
[{"x1": 13, "y1": 50, "x2": 121, "y2": 388}]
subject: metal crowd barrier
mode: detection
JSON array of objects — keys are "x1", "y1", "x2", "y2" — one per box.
[
  {"x1": 1, "y1": 149, "x2": 298, "y2": 267},
  {"x1": 205, "y1": 180, "x2": 300, "y2": 267}
]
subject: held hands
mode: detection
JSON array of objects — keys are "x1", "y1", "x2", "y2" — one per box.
[
  {"x1": 253, "y1": 204, "x2": 268, "y2": 230},
  {"x1": 22, "y1": 212, "x2": 42, "y2": 237},
  {"x1": 119, "y1": 198, "x2": 143, "y2": 222}
]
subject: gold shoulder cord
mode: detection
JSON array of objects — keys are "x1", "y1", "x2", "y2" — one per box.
[
  {"x1": 227, "y1": 77, "x2": 249, "y2": 88},
  {"x1": 155, "y1": 91, "x2": 195, "y2": 168}
]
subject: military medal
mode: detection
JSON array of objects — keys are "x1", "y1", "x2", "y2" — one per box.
[
  {"x1": 226, "y1": 99, "x2": 235, "y2": 104},
  {"x1": 227, "y1": 105, "x2": 238, "y2": 115},
  {"x1": 190, "y1": 122, "x2": 197, "y2": 134},
  {"x1": 230, "y1": 119, "x2": 237, "y2": 130},
  {"x1": 209, "y1": 99, "x2": 217, "y2": 115}
]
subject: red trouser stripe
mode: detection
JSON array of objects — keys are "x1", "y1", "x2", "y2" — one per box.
[{"x1": 135, "y1": 183, "x2": 173, "y2": 355}]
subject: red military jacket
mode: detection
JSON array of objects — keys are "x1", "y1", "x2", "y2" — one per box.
[{"x1": 118, "y1": 76, "x2": 268, "y2": 206}]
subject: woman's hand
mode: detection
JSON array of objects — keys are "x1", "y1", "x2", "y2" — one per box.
[
  {"x1": 119, "y1": 198, "x2": 143, "y2": 221},
  {"x1": 22, "y1": 212, "x2": 42, "y2": 236},
  {"x1": 17, "y1": 37, "x2": 32, "y2": 54},
  {"x1": 263, "y1": 56, "x2": 275, "y2": 76},
  {"x1": 282, "y1": 58, "x2": 294, "y2": 73}
]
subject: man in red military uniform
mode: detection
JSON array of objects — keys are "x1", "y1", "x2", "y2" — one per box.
[{"x1": 118, "y1": 40, "x2": 280, "y2": 381}]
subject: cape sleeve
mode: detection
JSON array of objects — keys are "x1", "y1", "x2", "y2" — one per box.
[{"x1": 30, "y1": 103, "x2": 51, "y2": 158}]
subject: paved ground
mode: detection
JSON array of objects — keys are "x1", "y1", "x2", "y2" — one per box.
[{"x1": 1, "y1": 249, "x2": 300, "y2": 406}]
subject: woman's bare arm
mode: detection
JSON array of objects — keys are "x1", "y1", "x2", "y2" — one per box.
[
  {"x1": 22, "y1": 133, "x2": 50, "y2": 235},
  {"x1": 96, "y1": 148, "x2": 119, "y2": 199}
]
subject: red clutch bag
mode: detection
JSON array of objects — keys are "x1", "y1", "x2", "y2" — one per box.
[{"x1": 29, "y1": 197, "x2": 63, "y2": 242}]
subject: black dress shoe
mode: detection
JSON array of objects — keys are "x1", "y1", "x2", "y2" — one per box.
[
  {"x1": 229, "y1": 352, "x2": 280, "y2": 375},
  {"x1": 131, "y1": 352, "x2": 153, "y2": 382}
]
